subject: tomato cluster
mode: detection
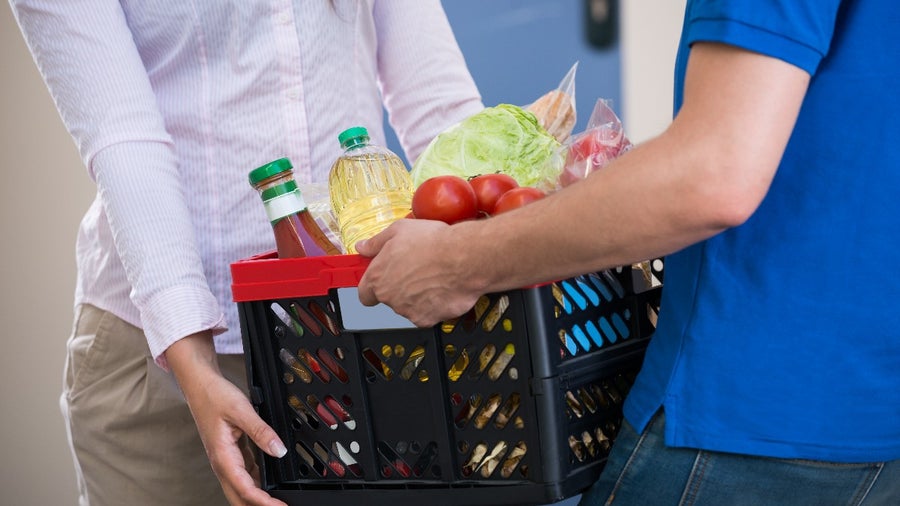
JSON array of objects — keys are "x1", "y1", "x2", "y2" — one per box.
[{"x1": 410, "y1": 174, "x2": 544, "y2": 224}]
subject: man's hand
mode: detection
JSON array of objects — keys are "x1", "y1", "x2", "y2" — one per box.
[
  {"x1": 166, "y1": 332, "x2": 288, "y2": 506},
  {"x1": 356, "y1": 218, "x2": 482, "y2": 328}
]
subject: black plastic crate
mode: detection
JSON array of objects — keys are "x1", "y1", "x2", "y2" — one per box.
[{"x1": 231, "y1": 253, "x2": 663, "y2": 506}]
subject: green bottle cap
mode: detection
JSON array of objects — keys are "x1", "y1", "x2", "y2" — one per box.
[
  {"x1": 338, "y1": 127, "x2": 369, "y2": 150},
  {"x1": 260, "y1": 180, "x2": 298, "y2": 201},
  {"x1": 249, "y1": 157, "x2": 293, "y2": 186}
]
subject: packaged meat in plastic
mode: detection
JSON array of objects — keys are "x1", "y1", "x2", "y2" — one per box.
[{"x1": 558, "y1": 98, "x2": 632, "y2": 187}]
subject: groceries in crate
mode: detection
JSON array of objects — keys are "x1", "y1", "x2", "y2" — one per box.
[
  {"x1": 559, "y1": 99, "x2": 633, "y2": 188},
  {"x1": 409, "y1": 173, "x2": 545, "y2": 223},
  {"x1": 232, "y1": 66, "x2": 651, "y2": 506},
  {"x1": 249, "y1": 158, "x2": 342, "y2": 258},
  {"x1": 257, "y1": 69, "x2": 630, "y2": 255},
  {"x1": 328, "y1": 126, "x2": 414, "y2": 254}
]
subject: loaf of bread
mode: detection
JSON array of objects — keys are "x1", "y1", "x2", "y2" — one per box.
[{"x1": 526, "y1": 90, "x2": 576, "y2": 143}]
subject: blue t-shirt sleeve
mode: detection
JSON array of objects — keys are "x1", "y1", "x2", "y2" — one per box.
[{"x1": 684, "y1": 0, "x2": 843, "y2": 74}]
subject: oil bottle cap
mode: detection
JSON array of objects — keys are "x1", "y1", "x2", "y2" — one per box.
[
  {"x1": 249, "y1": 157, "x2": 293, "y2": 186},
  {"x1": 338, "y1": 127, "x2": 370, "y2": 150}
]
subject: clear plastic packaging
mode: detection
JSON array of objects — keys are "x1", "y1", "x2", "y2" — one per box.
[
  {"x1": 525, "y1": 62, "x2": 578, "y2": 144},
  {"x1": 558, "y1": 99, "x2": 632, "y2": 188},
  {"x1": 299, "y1": 181, "x2": 343, "y2": 253}
]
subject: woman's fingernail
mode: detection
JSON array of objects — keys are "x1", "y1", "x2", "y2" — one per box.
[{"x1": 270, "y1": 439, "x2": 288, "y2": 458}]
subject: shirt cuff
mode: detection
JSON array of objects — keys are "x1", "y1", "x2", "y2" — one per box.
[{"x1": 141, "y1": 284, "x2": 228, "y2": 370}]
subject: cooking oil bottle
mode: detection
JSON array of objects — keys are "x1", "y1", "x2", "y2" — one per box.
[{"x1": 328, "y1": 127, "x2": 413, "y2": 254}]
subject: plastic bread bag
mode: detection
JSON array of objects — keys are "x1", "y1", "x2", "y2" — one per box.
[
  {"x1": 525, "y1": 62, "x2": 578, "y2": 144},
  {"x1": 558, "y1": 98, "x2": 632, "y2": 188}
]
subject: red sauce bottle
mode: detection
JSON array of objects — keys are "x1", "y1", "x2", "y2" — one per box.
[{"x1": 249, "y1": 158, "x2": 341, "y2": 258}]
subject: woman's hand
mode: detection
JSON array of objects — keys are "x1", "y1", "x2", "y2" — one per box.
[{"x1": 166, "y1": 332, "x2": 288, "y2": 506}]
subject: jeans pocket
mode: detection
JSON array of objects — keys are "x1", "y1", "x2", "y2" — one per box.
[{"x1": 684, "y1": 452, "x2": 884, "y2": 506}]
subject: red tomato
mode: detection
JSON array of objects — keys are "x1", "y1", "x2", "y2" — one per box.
[
  {"x1": 468, "y1": 173, "x2": 519, "y2": 215},
  {"x1": 492, "y1": 186, "x2": 545, "y2": 214},
  {"x1": 412, "y1": 175, "x2": 479, "y2": 224}
]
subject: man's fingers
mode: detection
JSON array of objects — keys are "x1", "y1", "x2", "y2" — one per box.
[
  {"x1": 357, "y1": 224, "x2": 403, "y2": 306},
  {"x1": 358, "y1": 270, "x2": 379, "y2": 307},
  {"x1": 355, "y1": 221, "x2": 398, "y2": 257}
]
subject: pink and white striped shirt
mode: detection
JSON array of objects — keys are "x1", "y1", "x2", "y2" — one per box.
[{"x1": 11, "y1": 0, "x2": 483, "y2": 367}]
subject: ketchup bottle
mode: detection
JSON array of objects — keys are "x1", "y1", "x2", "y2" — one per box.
[{"x1": 249, "y1": 158, "x2": 341, "y2": 258}]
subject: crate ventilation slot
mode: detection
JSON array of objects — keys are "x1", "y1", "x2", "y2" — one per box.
[
  {"x1": 440, "y1": 295, "x2": 513, "y2": 334},
  {"x1": 460, "y1": 440, "x2": 528, "y2": 479}
]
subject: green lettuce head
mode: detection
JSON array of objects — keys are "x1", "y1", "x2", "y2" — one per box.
[{"x1": 411, "y1": 104, "x2": 563, "y2": 190}]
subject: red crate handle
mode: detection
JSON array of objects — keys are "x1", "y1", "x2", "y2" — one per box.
[{"x1": 231, "y1": 252, "x2": 371, "y2": 302}]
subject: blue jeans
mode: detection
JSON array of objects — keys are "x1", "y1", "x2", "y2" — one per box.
[{"x1": 579, "y1": 410, "x2": 899, "y2": 506}]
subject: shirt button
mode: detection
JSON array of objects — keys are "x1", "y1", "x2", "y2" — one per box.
[
  {"x1": 277, "y1": 12, "x2": 291, "y2": 25},
  {"x1": 286, "y1": 89, "x2": 300, "y2": 101}
]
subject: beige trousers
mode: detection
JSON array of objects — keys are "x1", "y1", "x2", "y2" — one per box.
[{"x1": 60, "y1": 304, "x2": 249, "y2": 506}]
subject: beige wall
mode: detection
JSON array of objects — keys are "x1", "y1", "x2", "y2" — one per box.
[
  {"x1": 0, "y1": 2, "x2": 685, "y2": 504},
  {"x1": 621, "y1": 0, "x2": 686, "y2": 143},
  {"x1": 1, "y1": 5, "x2": 93, "y2": 505}
]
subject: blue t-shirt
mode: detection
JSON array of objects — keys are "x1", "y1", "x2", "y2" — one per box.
[{"x1": 624, "y1": 0, "x2": 900, "y2": 463}]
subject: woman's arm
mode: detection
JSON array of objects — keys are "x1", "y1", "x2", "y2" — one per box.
[
  {"x1": 10, "y1": 0, "x2": 222, "y2": 366},
  {"x1": 372, "y1": 0, "x2": 484, "y2": 163},
  {"x1": 12, "y1": 2, "x2": 287, "y2": 504}
]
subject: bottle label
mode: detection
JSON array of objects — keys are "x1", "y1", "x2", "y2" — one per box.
[{"x1": 264, "y1": 190, "x2": 308, "y2": 223}]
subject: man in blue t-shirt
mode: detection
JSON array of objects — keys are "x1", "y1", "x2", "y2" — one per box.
[{"x1": 357, "y1": 0, "x2": 899, "y2": 503}]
